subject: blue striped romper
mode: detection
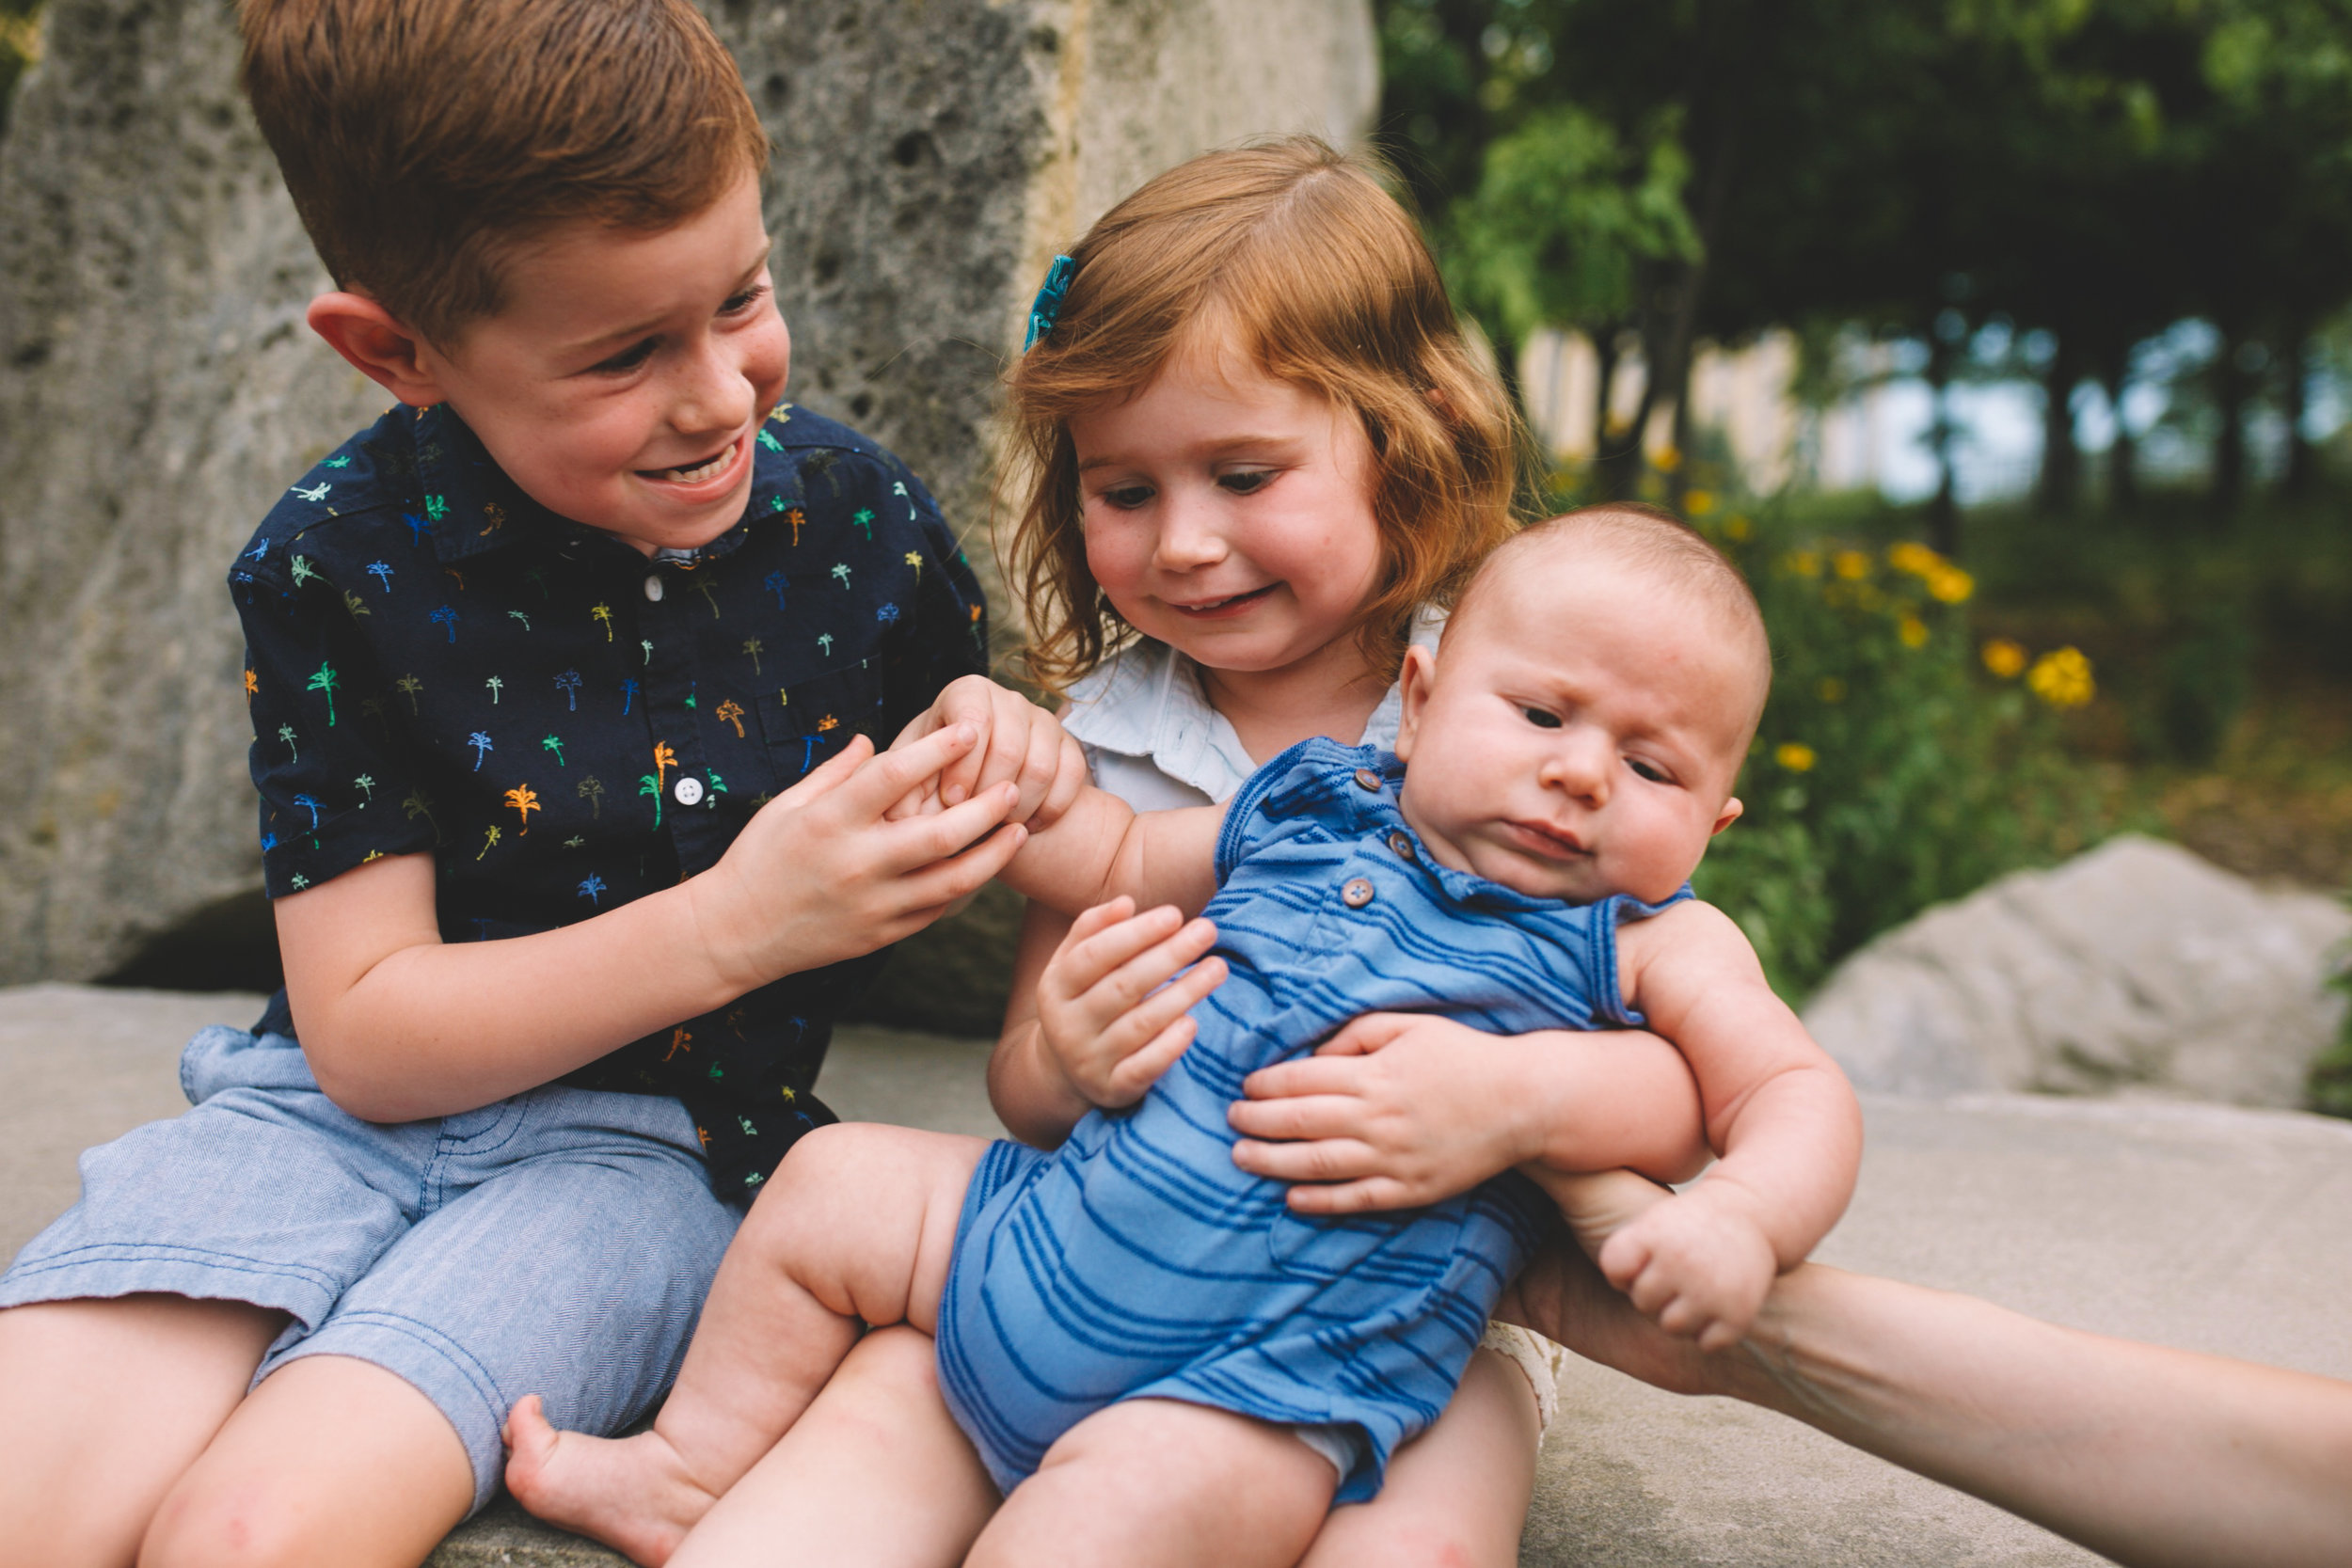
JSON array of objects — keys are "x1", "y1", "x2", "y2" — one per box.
[{"x1": 936, "y1": 738, "x2": 1685, "y2": 1501}]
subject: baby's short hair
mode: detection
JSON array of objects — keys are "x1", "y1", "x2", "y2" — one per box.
[
  {"x1": 1458, "y1": 503, "x2": 1773, "y2": 746},
  {"x1": 240, "y1": 0, "x2": 768, "y2": 347}
]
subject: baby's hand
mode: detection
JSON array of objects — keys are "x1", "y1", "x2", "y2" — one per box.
[
  {"x1": 1037, "y1": 897, "x2": 1227, "y2": 1109},
  {"x1": 1228, "y1": 1013, "x2": 1533, "y2": 1214},
  {"x1": 1592, "y1": 1180, "x2": 1779, "y2": 1353},
  {"x1": 888, "y1": 676, "x2": 1087, "y2": 829}
]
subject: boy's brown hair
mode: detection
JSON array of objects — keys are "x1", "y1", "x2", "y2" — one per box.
[
  {"x1": 239, "y1": 0, "x2": 768, "y2": 347},
  {"x1": 1005, "y1": 136, "x2": 1523, "y2": 693}
]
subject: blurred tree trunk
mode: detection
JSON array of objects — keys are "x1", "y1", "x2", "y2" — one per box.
[
  {"x1": 2282, "y1": 327, "x2": 2316, "y2": 497},
  {"x1": 2096, "y1": 349, "x2": 2138, "y2": 510},
  {"x1": 1590, "y1": 323, "x2": 1629, "y2": 497},
  {"x1": 1595, "y1": 309, "x2": 1651, "y2": 500},
  {"x1": 2211, "y1": 328, "x2": 2249, "y2": 515},
  {"x1": 1925, "y1": 331, "x2": 1960, "y2": 556},
  {"x1": 2035, "y1": 333, "x2": 2082, "y2": 515}
]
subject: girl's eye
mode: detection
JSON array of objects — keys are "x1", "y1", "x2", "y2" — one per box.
[
  {"x1": 1218, "y1": 469, "x2": 1274, "y2": 496},
  {"x1": 1520, "y1": 705, "x2": 1563, "y2": 729},
  {"x1": 590, "y1": 339, "x2": 657, "y2": 375},
  {"x1": 1099, "y1": 484, "x2": 1154, "y2": 511},
  {"x1": 1628, "y1": 758, "x2": 1670, "y2": 784}
]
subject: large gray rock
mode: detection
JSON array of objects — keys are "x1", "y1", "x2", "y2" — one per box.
[
  {"x1": 10, "y1": 984, "x2": 2349, "y2": 1565},
  {"x1": 1804, "y1": 835, "x2": 2352, "y2": 1106},
  {"x1": 0, "y1": 0, "x2": 1377, "y2": 986}
]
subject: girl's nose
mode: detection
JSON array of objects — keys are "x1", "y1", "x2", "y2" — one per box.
[{"x1": 1151, "y1": 489, "x2": 1228, "y2": 572}]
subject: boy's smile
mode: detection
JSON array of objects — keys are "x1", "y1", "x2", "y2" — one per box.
[{"x1": 325, "y1": 170, "x2": 790, "y2": 557}]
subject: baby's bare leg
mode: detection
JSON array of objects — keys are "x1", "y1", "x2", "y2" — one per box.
[
  {"x1": 967, "y1": 1399, "x2": 1337, "y2": 1568},
  {"x1": 669, "y1": 1324, "x2": 997, "y2": 1568},
  {"x1": 1302, "y1": 1347, "x2": 1540, "y2": 1568},
  {"x1": 0, "y1": 1294, "x2": 283, "y2": 1568},
  {"x1": 506, "y1": 1125, "x2": 986, "y2": 1565}
]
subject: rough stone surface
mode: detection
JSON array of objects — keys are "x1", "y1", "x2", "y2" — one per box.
[
  {"x1": 0, "y1": 0, "x2": 1377, "y2": 988},
  {"x1": 1804, "y1": 835, "x2": 2352, "y2": 1106},
  {"x1": 9, "y1": 983, "x2": 2349, "y2": 1565}
]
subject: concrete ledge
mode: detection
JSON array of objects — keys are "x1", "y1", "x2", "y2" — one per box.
[{"x1": 8, "y1": 986, "x2": 2349, "y2": 1565}]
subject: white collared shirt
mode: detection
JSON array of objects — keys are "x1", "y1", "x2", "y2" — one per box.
[{"x1": 1058, "y1": 608, "x2": 1447, "y2": 811}]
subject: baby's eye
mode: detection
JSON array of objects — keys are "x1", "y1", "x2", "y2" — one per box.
[
  {"x1": 1628, "y1": 758, "x2": 1671, "y2": 784},
  {"x1": 589, "y1": 338, "x2": 658, "y2": 375},
  {"x1": 1520, "y1": 705, "x2": 1563, "y2": 729},
  {"x1": 1217, "y1": 468, "x2": 1274, "y2": 496}
]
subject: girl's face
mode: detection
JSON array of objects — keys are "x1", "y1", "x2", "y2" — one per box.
[{"x1": 1070, "y1": 339, "x2": 1384, "y2": 678}]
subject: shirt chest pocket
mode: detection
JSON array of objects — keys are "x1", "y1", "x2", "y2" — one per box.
[{"x1": 755, "y1": 663, "x2": 890, "y2": 784}]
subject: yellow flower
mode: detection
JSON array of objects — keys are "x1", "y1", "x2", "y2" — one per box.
[
  {"x1": 1886, "y1": 541, "x2": 1942, "y2": 577},
  {"x1": 1817, "y1": 677, "x2": 1848, "y2": 704},
  {"x1": 2026, "y1": 646, "x2": 2095, "y2": 708},
  {"x1": 1926, "y1": 563, "x2": 1975, "y2": 603},
  {"x1": 1833, "y1": 549, "x2": 1871, "y2": 580},
  {"x1": 1775, "y1": 741, "x2": 1817, "y2": 772},
  {"x1": 1685, "y1": 488, "x2": 1717, "y2": 516},
  {"x1": 1724, "y1": 514, "x2": 1753, "y2": 541},
  {"x1": 1898, "y1": 614, "x2": 1930, "y2": 648},
  {"x1": 1652, "y1": 446, "x2": 1683, "y2": 473},
  {"x1": 1980, "y1": 638, "x2": 2028, "y2": 679},
  {"x1": 1788, "y1": 550, "x2": 1822, "y2": 578}
]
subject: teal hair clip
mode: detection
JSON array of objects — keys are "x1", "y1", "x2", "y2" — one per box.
[{"x1": 1025, "y1": 255, "x2": 1077, "y2": 351}]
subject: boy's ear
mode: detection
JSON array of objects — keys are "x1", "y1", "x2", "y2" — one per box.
[
  {"x1": 1710, "y1": 797, "x2": 1744, "y2": 837},
  {"x1": 306, "y1": 291, "x2": 452, "y2": 407},
  {"x1": 1393, "y1": 643, "x2": 1438, "y2": 762}
]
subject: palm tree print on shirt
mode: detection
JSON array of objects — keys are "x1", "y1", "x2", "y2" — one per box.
[
  {"x1": 542, "y1": 734, "x2": 566, "y2": 767},
  {"x1": 578, "y1": 874, "x2": 607, "y2": 908},
  {"x1": 485, "y1": 675, "x2": 503, "y2": 705},
  {"x1": 742, "y1": 639, "x2": 763, "y2": 673},
  {"x1": 430, "y1": 606, "x2": 459, "y2": 642},
  {"x1": 468, "y1": 732, "x2": 493, "y2": 769},
  {"x1": 591, "y1": 603, "x2": 613, "y2": 641},
  {"x1": 504, "y1": 783, "x2": 539, "y2": 833},
  {"x1": 396, "y1": 674, "x2": 423, "y2": 715},
  {"x1": 278, "y1": 723, "x2": 298, "y2": 764},
  {"x1": 577, "y1": 776, "x2": 604, "y2": 818},
  {"x1": 308, "y1": 663, "x2": 339, "y2": 724},
  {"x1": 555, "y1": 670, "x2": 581, "y2": 710},
  {"x1": 366, "y1": 562, "x2": 393, "y2": 593},
  {"x1": 715, "y1": 700, "x2": 746, "y2": 738},
  {"x1": 476, "y1": 824, "x2": 501, "y2": 861},
  {"x1": 639, "y1": 773, "x2": 663, "y2": 829}
]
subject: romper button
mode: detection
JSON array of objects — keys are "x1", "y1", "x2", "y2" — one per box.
[
  {"x1": 644, "y1": 576, "x2": 664, "y2": 602},
  {"x1": 1342, "y1": 878, "x2": 1375, "y2": 909},
  {"x1": 1352, "y1": 768, "x2": 1384, "y2": 792},
  {"x1": 673, "y1": 775, "x2": 706, "y2": 806},
  {"x1": 1388, "y1": 831, "x2": 1415, "y2": 862}
]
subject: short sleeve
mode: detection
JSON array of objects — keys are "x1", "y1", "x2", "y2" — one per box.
[
  {"x1": 236, "y1": 571, "x2": 433, "y2": 895},
  {"x1": 1211, "y1": 737, "x2": 1374, "y2": 884}
]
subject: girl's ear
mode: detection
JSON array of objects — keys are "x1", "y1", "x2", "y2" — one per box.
[
  {"x1": 306, "y1": 291, "x2": 453, "y2": 407},
  {"x1": 1393, "y1": 642, "x2": 1439, "y2": 762}
]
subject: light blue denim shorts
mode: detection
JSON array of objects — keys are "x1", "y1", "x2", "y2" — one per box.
[{"x1": 0, "y1": 1023, "x2": 740, "y2": 1512}]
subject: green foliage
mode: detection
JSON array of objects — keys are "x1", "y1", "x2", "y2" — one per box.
[
  {"x1": 1443, "y1": 104, "x2": 1699, "y2": 350},
  {"x1": 1686, "y1": 506, "x2": 2115, "y2": 999},
  {"x1": 0, "y1": 1, "x2": 41, "y2": 137},
  {"x1": 2312, "y1": 928, "x2": 2352, "y2": 1118}
]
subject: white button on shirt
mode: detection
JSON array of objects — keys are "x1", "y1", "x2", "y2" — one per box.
[
  {"x1": 1057, "y1": 608, "x2": 1445, "y2": 811},
  {"x1": 644, "y1": 576, "x2": 664, "y2": 602},
  {"x1": 673, "y1": 775, "x2": 705, "y2": 806}
]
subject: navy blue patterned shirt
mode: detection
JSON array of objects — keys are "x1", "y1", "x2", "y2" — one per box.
[{"x1": 231, "y1": 400, "x2": 988, "y2": 1198}]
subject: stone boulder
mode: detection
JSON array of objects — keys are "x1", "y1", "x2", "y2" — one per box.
[
  {"x1": 0, "y1": 0, "x2": 1377, "y2": 987},
  {"x1": 1803, "y1": 834, "x2": 2352, "y2": 1106}
]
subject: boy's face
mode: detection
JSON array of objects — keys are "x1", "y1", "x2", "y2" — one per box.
[
  {"x1": 1394, "y1": 553, "x2": 1750, "y2": 907},
  {"x1": 416, "y1": 170, "x2": 788, "y2": 555}
]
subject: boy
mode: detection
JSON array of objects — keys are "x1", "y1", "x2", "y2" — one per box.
[
  {"x1": 510, "y1": 509, "x2": 1865, "y2": 1568},
  {"x1": 0, "y1": 3, "x2": 1070, "y2": 1563}
]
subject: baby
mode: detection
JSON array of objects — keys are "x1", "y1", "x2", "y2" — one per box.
[{"x1": 513, "y1": 507, "x2": 1864, "y2": 1565}]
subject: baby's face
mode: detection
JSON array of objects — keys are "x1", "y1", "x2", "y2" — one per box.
[{"x1": 1393, "y1": 555, "x2": 1752, "y2": 906}]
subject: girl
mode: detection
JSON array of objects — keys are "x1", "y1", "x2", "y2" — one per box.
[
  {"x1": 981, "y1": 135, "x2": 1711, "y2": 1567},
  {"x1": 507, "y1": 136, "x2": 1712, "y2": 1567}
]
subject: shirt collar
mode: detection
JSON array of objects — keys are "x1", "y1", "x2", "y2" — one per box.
[
  {"x1": 1060, "y1": 608, "x2": 1448, "y2": 805},
  {"x1": 410, "y1": 404, "x2": 804, "y2": 566}
]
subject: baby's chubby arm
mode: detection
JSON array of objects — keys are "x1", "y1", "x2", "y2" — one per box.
[{"x1": 1580, "y1": 900, "x2": 1865, "y2": 1350}]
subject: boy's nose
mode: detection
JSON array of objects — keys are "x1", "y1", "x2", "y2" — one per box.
[
  {"x1": 1539, "y1": 731, "x2": 1612, "y2": 804},
  {"x1": 670, "y1": 341, "x2": 755, "y2": 438}
]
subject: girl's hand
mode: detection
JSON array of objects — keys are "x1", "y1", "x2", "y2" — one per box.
[
  {"x1": 1227, "y1": 1013, "x2": 1535, "y2": 1213},
  {"x1": 1036, "y1": 897, "x2": 1226, "y2": 1109},
  {"x1": 886, "y1": 675, "x2": 1088, "y2": 829}
]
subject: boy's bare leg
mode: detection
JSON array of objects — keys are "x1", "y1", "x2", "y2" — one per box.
[
  {"x1": 0, "y1": 1295, "x2": 283, "y2": 1568},
  {"x1": 668, "y1": 1325, "x2": 997, "y2": 1568},
  {"x1": 137, "y1": 1352, "x2": 473, "y2": 1568},
  {"x1": 1301, "y1": 1347, "x2": 1540, "y2": 1568},
  {"x1": 505, "y1": 1125, "x2": 987, "y2": 1565},
  {"x1": 967, "y1": 1399, "x2": 1337, "y2": 1568}
]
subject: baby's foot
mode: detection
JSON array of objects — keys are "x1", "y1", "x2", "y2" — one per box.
[{"x1": 503, "y1": 1394, "x2": 721, "y2": 1567}]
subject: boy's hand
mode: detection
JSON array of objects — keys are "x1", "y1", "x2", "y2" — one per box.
[
  {"x1": 1589, "y1": 1178, "x2": 1779, "y2": 1353},
  {"x1": 1228, "y1": 1013, "x2": 1535, "y2": 1214},
  {"x1": 890, "y1": 676, "x2": 1087, "y2": 830},
  {"x1": 1035, "y1": 897, "x2": 1226, "y2": 1109},
  {"x1": 691, "y1": 724, "x2": 1027, "y2": 987}
]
